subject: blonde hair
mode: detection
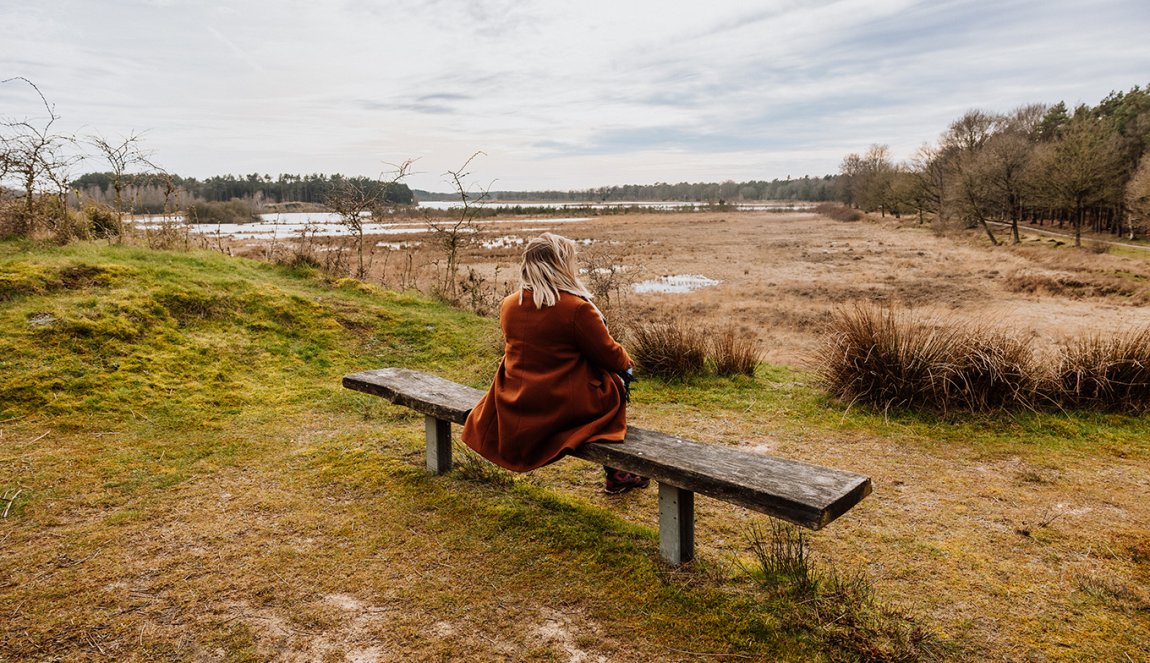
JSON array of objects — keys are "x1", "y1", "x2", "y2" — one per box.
[{"x1": 518, "y1": 233, "x2": 593, "y2": 308}]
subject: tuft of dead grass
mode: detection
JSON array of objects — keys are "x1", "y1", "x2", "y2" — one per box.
[
  {"x1": 819, "y1": 303, "x2": 1150, "y2": 415},
  {"x1": 817, "y1": 304, "x2": 1039, "y2": 414},
  {"x1": 1056, "y1": 328, "x2": 1150, "y2": 414},
  {"x1": 710, "y1": 325, "x2": 760, "y2": 377},
  {"x1": 629, "y1": 318, "x2": 707, "y2": 380}
]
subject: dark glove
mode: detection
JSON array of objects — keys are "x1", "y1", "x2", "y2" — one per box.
[{"x1": 615, "y1": 367, "x2": 636, "y2": 402}]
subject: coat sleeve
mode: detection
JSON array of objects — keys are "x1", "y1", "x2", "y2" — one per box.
[{"x1": 572, "y1": 301, "x2": 632, "y2": 372}]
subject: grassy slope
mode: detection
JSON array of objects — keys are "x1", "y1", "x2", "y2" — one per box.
[
  {"x1": 0, "y1": 242, "x2": 828, "y2": 661},
  {"x1": 2, "y1": 241, "x2": 1147, "y2": 661}
]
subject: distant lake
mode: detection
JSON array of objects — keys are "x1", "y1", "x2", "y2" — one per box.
[
  {"x1": 135, "y1": 212, "x2": 590, "y2": 239},
  {"x1": 135, "y1": 201, "x2": 812, "y2": 240}
]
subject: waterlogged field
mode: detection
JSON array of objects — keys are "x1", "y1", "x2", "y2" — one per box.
[{"x1": 3, "y1": 212, "x2": 1149, "y2": 660}]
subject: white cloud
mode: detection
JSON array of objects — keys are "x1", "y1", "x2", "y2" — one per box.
[{"x1": 2, "y1": 0, "x2": 1148, "y2": 190}]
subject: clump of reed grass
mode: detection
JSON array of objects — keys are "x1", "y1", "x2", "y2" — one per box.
[
  {"x1": 814, "y1": 202, "x2": 863, "y2": 222},
  {"x1": 746, "y1": 520, "x2": 816, "y2": 596},
  {"x1": 944, "y1": 331, "x2": 1039, "y2": 412},
  {"x1": 819, "y1": 303, "x2": 1150, "y2": 415},
  {"x1": 629, "y1": 319, "x2": 760, "y2": 380},
  {"x1": 1056, "y1": 329, "x2": 1150, "y2": 414},
  {"x1": 630, "y1": 318, "x2": 707, "y2": 380},
  {"x1": 711, "y1": 324, "x2": 760, "y2": 377},
  {"x1": 818, "y1": 304, "x2": 1039, "y2": 414}
]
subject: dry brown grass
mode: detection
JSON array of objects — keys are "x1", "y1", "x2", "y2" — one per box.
[
  {"x1": 629, "y1": 318, "x2": 707, "y2": 379},
  {"x1": 817, "y1": 304, "x2": 1040, "y2": 413},
  {"x1": 710, "y1": 324, "x2": 760, "y2": 377},
  {"x1": 819, "y1": 303, "x2": 1150, "y2": 415},
  {"x1": 1056, "y1": 328, "x2": 1150, "y2": 413}
]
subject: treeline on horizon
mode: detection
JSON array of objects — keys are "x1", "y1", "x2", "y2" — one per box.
[
  {"x1": 68, "y1": 172, "x2": 838, "y2": 214},
  {"x1": 413, "y1": 175, "x2": 839, "y2": 204},
  {"x1": 70, "y1": 172, "x2": 413, "y2": 214},
  {"x1": 838, "y1": 84, "x2": 1150, "y2": 245}
]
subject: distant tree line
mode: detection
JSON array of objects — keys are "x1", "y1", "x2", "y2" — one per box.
[
  {"x1": 71, "y1": 172, "x2": 413, "y2": 214},
  {"x1": 414, "y1": 175, "x2": 839, "y2": 204},
  {"x1": 839, "y1": 85, "x2": 1150, "y2": 246}
]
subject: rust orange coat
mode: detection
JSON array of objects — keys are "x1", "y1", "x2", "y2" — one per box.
[{"x1": 462, "y1": 290, "x2": 632, "y2": 472}]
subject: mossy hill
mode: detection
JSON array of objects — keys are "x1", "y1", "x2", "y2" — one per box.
[{"x1": 1, "y1": 241, "x2": 922, "y2": 661}]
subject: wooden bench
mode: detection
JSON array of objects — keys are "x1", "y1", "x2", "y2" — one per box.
[{"x1": 343, "y1": 368, "x2": 872, "y2": 565}]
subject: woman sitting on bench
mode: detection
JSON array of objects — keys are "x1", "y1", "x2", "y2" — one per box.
[{"x1": 462, "y1": 232, "x2": 648, "y2": 494}]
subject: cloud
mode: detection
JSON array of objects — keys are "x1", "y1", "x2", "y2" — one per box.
[{"x1": 3, "y1": 0, "x2": 1148, "y2": 187}]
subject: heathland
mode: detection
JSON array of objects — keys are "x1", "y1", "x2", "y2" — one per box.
[{"x1": 1, "y1": 209, "x2": 1149, "y2": 660}]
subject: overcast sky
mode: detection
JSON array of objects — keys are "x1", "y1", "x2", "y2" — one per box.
[{"x1": 3, "y1": 0, "x2": 1149, "y2": 191}]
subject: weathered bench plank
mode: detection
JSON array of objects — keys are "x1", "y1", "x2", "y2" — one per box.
[{"x1": 343, "y1": 367, "x2": 872, "y2": 561}]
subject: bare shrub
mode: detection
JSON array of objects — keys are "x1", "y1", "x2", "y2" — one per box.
[
  {"x1": 84, "y1": 204, "x2": 118, "y2": 238},
  {"x1": 1056, "y1": 329, "x2": 1150, "y2": 414},
  {"x1": 629, "y1": 318, "x2": 706, "y2": 380},
  {"x1": 430, "y1": 152, "x2": 488, "y2": 302},
  {"x1": 144, "y1": 217, "x2": 192, "y2": 251},
  {"x1": 814, "y1": 202, "x2": 862, "y2": 222},
  {"x1": 458, "y1": 266, "x2": 510, "y2": 317},
  {"x1": 710, "y1": 324, "x2": 759, "y2": 377},
  {"x1": 581, "y1": 248, "x2": 635, "y2": 308},
  {"x1": 817, "y1": 303, "x2": 1038, "y2": 413}
]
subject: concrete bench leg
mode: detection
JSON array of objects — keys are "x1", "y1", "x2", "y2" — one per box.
[
  {"x1": 425, "y1": 416, "x2": 452, "y2": 474},
  {"x1": 658, "y1": 482, "x2": 695, "y2": 564}
]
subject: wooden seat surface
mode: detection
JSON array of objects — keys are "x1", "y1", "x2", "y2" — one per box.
[{"x1": 343, "y1": 368, "x2": 871, "y2": 530}]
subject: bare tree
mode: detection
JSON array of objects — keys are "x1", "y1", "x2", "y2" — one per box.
[
  {"x1": 0, "y1": 77, "x2": 77, "y2": 238},
  {"x1": 942, "y1": 110, "x2": 1002, "y2": 244},
  {"x1": 856, "y1": 144, "x2": 896, "y2": 216},
  {"x1": 908, "y1": 143, "x2": 950, "y2": 225},
  {"x1": 837, "y1": 152, "x2": 863, "y2": 207},
  {"x1": 326, "y1": 160, "x2": 414, "y2": 279},
  {"x1": 973, "y1": 106, "x2": 1044, "y2": 244},
  {"x1": 429, "y1": 151, "x2": 489, "y2": 301},
  {"x1": 88, "y1": 131, "x2": 153, "y2": 240}
]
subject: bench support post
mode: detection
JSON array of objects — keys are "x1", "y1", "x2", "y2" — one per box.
[
  {"x1": 424, "y1": 416, "x2": 452, "y2": 474},
  {"x1": 658, "y1": 482, "x2": 695, "y2": 564}
]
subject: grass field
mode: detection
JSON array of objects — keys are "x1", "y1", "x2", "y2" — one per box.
[{"x1": 1, "y1": 236, "x2": 1148, "y2": 661}]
